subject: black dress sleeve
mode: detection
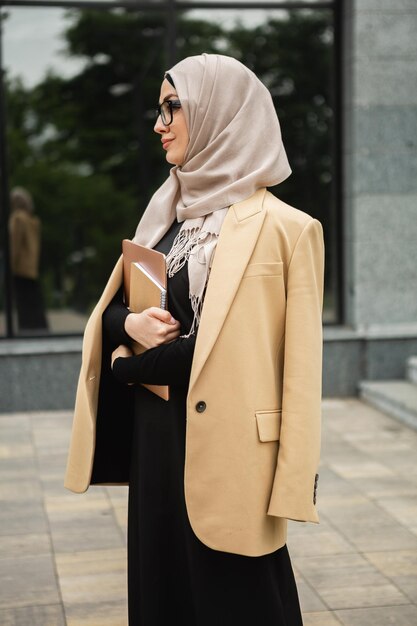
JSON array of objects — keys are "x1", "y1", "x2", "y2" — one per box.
[
  {"x1": 102, "y1": 287, "x2": 132, "y2": 349},
  {"x1": 110, "y1": 218, "x2": 197, "y2": 387},
  {"x1": 112, "y1": 334, "x2": 196, "y2": 387}
]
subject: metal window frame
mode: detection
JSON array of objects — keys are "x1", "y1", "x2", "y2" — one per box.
[{"x1": 0, "y1": 0, "x2": 343, "y2": 338}]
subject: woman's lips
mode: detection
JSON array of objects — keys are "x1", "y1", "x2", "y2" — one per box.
[{"x1": 162, "y1": 139, "x2": 173, "y2": 150}]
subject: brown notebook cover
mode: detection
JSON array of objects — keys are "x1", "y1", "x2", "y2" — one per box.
[
  {"x1": 130, "y1": 262, "x2": 167, "y2": 313},
  {"x1": 122, "y1": 239, "x2": 167, "y2": 306},
  {"x1": 122, "y1": 239, "x2": 169, "y2": 401}
]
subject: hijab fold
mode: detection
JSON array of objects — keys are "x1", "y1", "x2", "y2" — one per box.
[{"x1": 134, "y1": 53, "x2": 292, "y2": 336}]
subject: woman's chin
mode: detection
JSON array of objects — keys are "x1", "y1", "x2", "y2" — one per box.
[
  {"x1": 166, "y1": 156, "x2": 179, "y2": 166},
  {"x1": 165, "y1": 150, "x2": 185, "y2": 167}
]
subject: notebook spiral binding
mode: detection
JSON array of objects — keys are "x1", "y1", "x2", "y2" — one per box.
[{"x1": 160, "y1": 291, "x2": 167, "y2": 309}]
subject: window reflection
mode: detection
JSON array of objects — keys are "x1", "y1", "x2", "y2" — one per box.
[
  {"x1": 2, "y1": 3, "x2": 338, "y2": 335},
  {"x1": 178, "y1": 8, "x2": 336, "y2": 321},
  {"x1": 8, "y1": 187, "x2": 49, "y2": 333},
  {"x1": 3, "y1": 7, "x2": 167, "y2": 334},
  {"x1": 180, "y1": 0, "x2": 328, "y2": 3}
]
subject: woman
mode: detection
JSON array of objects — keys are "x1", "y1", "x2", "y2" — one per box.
[
  {"x1": 8, "y1": 186, "x2": 49, "y2": 332},
  {"x1": 65, "y1": 53, "x2": 325, "y2": 625}
]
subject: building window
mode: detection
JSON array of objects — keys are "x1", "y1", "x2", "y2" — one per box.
[{"x1": 0, "y1": 0, "x2": 340, "y2": 337}]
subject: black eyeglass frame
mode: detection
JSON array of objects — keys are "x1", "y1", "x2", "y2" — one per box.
[{"x1": 155, "y1": 99, "x2": 182, "y2": 125}]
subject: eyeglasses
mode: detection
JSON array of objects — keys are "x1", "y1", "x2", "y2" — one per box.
[{"x1": 155, "y1": 99, "x2": 182, "y2": 126}]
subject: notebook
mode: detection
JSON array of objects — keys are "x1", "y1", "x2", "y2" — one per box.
[
  {"x1": 129, "y1": 262, "x2": 167, "y2": 314},
  {"x1": 122, "y1": 239, "x2": 169, "y2": 401},
  {"x1": 122, "y1": 239, "x2": 167, "y2": 307}
]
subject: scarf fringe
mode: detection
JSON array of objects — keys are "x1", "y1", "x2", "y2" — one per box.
[
  {"x1": 166, "y1": 224, "x2": 215, "y2": 338},
  {"x1": 165, "y1": 226, "x2": 202, "y2": 277},
  {"x1": 180, "y1": 293, "x2": 205, "y2": 338}
]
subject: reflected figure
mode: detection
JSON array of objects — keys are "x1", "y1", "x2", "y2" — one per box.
[{"x1": 8, "y1": 187, "x2": 48, "y2": 332}]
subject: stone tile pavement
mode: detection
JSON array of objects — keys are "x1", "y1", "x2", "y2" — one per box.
[{"x1": 0, "y1": 398, "x2": 416, "y2": 625}]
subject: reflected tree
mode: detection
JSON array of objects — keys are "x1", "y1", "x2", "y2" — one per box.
[
  {"x1": 224, "y1": 10, "x2": 334, "y2": 226},
  {"x1": 5, "y1": 8, "x2": 334, "y2": 313}
]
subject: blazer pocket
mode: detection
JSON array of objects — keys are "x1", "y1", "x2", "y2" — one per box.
[
  {"x1": 243, "y1": 261, "x2": 283, "y2": 278},
  {"x1": 255, "y1": 409, "x2": 282, "y2": 442}
]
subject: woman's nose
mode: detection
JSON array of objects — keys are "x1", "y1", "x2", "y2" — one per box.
[{"x1": 154, "y1": 116, "x2": 168, "y2": 134}]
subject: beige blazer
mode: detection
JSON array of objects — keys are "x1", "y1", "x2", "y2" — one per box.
[{"x1": 64, "y1": 188, "x2": 325, "y2": 557}]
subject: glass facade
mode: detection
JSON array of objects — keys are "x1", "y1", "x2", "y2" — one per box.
[{"x1": 0, "y1": 0, "x2": 340, "y2": 337}]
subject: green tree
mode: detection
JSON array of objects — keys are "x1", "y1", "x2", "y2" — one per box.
[
  {"x1": 224, "y1": 10, "x2": 334, "y2": 226},
  {"x1": 5, "y1": 8, "x2": 334, "y2": 316}
]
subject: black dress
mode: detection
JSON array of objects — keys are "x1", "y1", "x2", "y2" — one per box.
[{"x1": 103, "y1": 219, "x2": 303, "y2": 626}]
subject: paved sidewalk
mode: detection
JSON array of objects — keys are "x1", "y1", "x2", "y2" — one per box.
[{"x1": 0, "y1": 398, "x2": 417, "y2": 625}]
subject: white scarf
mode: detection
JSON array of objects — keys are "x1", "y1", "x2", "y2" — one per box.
[{"x1": 133, "y1": 53, "x2": 292, "y2": 336}]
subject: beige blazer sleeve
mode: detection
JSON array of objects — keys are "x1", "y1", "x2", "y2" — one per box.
[{"x1": 267, "y1": 218, "x2": 325, "y2": 523}]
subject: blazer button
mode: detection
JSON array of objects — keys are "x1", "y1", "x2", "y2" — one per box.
[{"x1": 196, "y1": 401, "x2": 206, "y2": 413}]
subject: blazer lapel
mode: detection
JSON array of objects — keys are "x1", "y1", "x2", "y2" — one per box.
[{"x1": 189, "y1": 188, "x2": 267, "y2": 389}]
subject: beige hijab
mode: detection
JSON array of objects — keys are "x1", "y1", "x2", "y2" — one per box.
[{"x1": 134, "y1": 53, "x2": 291, "y2": 336}]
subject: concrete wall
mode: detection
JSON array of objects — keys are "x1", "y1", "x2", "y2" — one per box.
[
  {"x1": 323, "y1": 326, "x2": 417, "y2": 397},
  {"x1": 0, "y1": 339, "x2": 82, "y2": 412},
  {"x1": 343, "y1": 0, "x2": 417, "y2": 330},
  {"x1": 2, "y1": 330, "x2": 417, "y2": 411}
]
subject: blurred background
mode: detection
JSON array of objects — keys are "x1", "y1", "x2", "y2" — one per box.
[{"x1": 0, "y1": 0, "x2": 416, "y2": 410}]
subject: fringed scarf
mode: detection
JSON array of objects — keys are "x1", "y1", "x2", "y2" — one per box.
[{"x1": 133, "y1": 53, "x2": 292, "y2": 337}]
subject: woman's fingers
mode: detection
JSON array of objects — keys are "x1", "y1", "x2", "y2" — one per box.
[
  {"x1": 124, "y1": 310, "x2": 181, "y2": 348},
  {"x1": 147, "y1": 307, "x2": 178, "y2": 326},
  {"x1": 163, "y1": 328, "x2": 181, "y2": 343},
  {"x1": 111, "y1": 344, "x2": 133, "y2": 367},
  {"x1": 153, "y1": 322, "x2": 180, "y2": 344}
]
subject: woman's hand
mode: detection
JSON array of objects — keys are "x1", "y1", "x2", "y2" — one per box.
[
  {"x1": 111, "y1": 344, "x2": 133, "y2": 369},
  {"x1": 124, "y1": 308, "x2": 181, "y2": 349}
]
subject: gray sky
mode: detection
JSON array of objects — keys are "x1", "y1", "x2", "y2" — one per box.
[
  {"x1": 3, "y1": 8, "x2": 85, "y2": 87},
  {"x1": 2, "y1": 6, "x2": 290, "y2": 87}
]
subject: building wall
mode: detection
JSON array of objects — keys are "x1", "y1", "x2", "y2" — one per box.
[
  {"x1": 343, "y1": 0, "x2": 417, "y2": 330},
  {"x1": 0, "y1": 339, "x2": 82, "y2": 413},
  {"x1": 3, "y1": 329, "x2": 417, "y2": 412},
  {"x1": 1, "y1": 1, "x2": 417, "y2": 411}
]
